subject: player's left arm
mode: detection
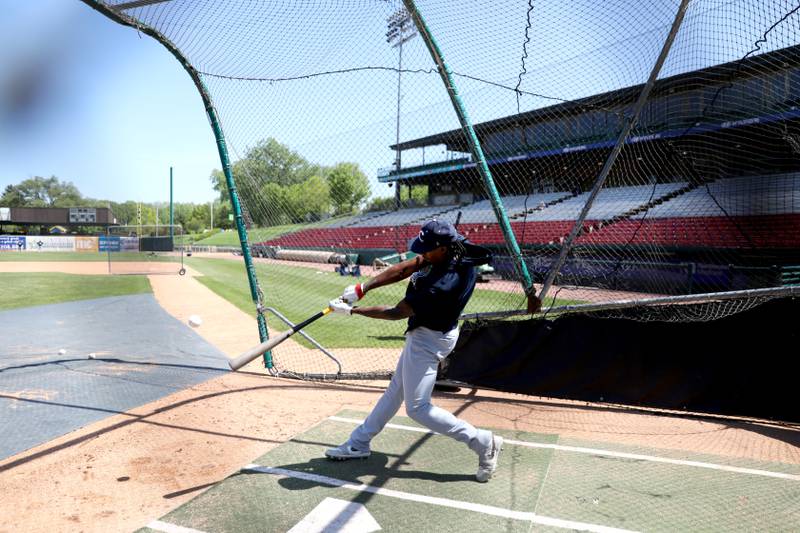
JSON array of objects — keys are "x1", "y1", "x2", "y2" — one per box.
[{"x1": 351, "y1": 299, "x2": 414, "y2": 321}]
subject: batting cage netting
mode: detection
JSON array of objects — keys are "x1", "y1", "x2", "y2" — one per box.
[{"x1": 82, "y1": 0, "x2": 800, "y2": 379}]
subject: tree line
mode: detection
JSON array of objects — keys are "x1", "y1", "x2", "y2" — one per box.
[
  {"x1": 0, "y1": 175, "x2": 230, "y2": 234},
  {"x1": 1, "y1": 138, "x2": 425, "y2": 234}
]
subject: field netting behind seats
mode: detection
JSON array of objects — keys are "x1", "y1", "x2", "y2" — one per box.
[{"x1": 88, "y1": 0, "x2": 800, "y2": 377}]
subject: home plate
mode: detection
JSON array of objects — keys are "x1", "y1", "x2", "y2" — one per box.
[{"x1": 288, "y1": 497, "x2": 381, "y2": 533}]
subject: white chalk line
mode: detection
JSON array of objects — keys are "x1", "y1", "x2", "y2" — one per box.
[
  {"x1": 243, "y1": 464, "x2": 640, "y2": 533},
  {"x1": 328, "y1": 416, "x2": 800, "y2": 481}
]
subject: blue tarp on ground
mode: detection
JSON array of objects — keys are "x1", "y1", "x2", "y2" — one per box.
[{"x1": 0, "y1": 294, "x2": 230, "y2": 461}]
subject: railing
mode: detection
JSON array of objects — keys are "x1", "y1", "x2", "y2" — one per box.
[{"x1": 378, "y1": 154, "x2": 472, "y2": 179}]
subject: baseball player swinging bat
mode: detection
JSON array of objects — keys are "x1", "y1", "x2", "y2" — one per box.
[{"x1": 228, "y1": 306, "x2": 333, "y2": 371}]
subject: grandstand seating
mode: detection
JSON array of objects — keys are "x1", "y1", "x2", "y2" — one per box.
[
  {"x1": 259, "y1": 174, "x2": 800, "y2": 251},
  {"x1": 639, "y1": 174, "x2": 800, "y2": 218},
  {"x1": 346, "y1": 206, "x2": 450, "y2": 227},
  {"x1": 449, "y1": 192, "x2": 574, "y2": 224}
]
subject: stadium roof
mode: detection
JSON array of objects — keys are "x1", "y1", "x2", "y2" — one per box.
[{"x1": 392, "y1": 43, "x2": 800, "y2": 153}]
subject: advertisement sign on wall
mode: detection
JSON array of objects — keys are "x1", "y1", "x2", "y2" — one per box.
[
  {"x1": 99, "y1": 235, "x2": 121, "y2": 252},
  {"x1": 0, "y1": 236, "x2": 25, "y2": 251},
  {"x1": 120, "y1": 237, "x2": 139, "y2": 252},
  {"x1": 25, "y1": 236, "x2": 75, "y2": 252},
  {"x1": 75, "y1": 236, "x2": 99, "y2": 253}
]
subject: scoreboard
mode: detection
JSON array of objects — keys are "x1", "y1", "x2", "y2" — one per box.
[{"x1": 69, "y1": 207, "x2": 97, "y2": 223}]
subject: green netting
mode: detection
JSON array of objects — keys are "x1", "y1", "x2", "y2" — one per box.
[{"x1": 83, "y1": 0, "x2": 800, "y2": 377}]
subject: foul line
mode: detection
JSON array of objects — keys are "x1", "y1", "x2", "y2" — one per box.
[
  {"x1": 243, "y1": 464, "x2": 639, "y2": 533},
  {"x1": 328, "y1": 416, "x2": 800, "y2": 481}
]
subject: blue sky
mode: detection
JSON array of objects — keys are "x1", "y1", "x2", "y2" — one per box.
[
  {"x1": 0, "y1": 0, "x2": 678, "y2": 207},
  {"x1": 0, "y1": 0, "x2": 220, "y2": 204}
]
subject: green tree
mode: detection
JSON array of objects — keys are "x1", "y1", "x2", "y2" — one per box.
[
  {"x1": 327, "y1": 162, "x2": 370, "y2": 215},
  {"x1": 109, "y1": 201, "x2": 138, "y2": 225},
  {"x1": 185, "y1": 217, "x2": 204, "y2": 233},
  {"x1": 1, "y1": 184, "x2": 26, "y2": 206},
  {"x1": 210, "y1": 150, "x2": 300, "y2": 227},
  {"x1": 283, "y1": 174, "x2": 331, "y2": 223},
  {"x1": 173, "y1": 203, "x2": 194, "y2": 230},
  {"x1": 2, "y1": 176, "x2": 82, "y2": 207},
  {"x1": 210, "y1": 138, "x2": 369, "y2": 226},
  {"x1": 240, "y1": 138, "x2": 318, "y2": 187},
  {"x1": 259, "y1": 182, "x2": 291, "y2": 226},
  {"x1": 210, "y1": 169, "x2": 229, "y2": 202},
  {"x1": 191, "y1": 203, "x2": 211, "y2": 229},
  {"x1": 213, "y1": 200, "x2": 233, "y2": 229},
  {"x1": 408, "y1": 185, "x2": 429, "y2": 206},
  {"x1": 365, "y1": 196, "x2": 395, "y2": 212}
]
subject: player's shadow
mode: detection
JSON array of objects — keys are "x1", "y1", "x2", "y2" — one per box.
[{"x1": 250, "y1": 455, "x2": 474, "y2": 490}]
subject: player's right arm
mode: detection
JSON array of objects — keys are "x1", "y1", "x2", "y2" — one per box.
[{"x1": 341, "y1": 256, "x2": 427, "y2": 303}]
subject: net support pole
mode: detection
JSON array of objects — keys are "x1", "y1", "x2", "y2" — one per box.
[
  {"x1": 77, "y1": 0, "x2": 272, "y2": 369},
  {"x1": 402, "y1": 0, "x2": 536, "y2": 308},
  {"x1": 203, "y1": 98, "x2": 271, "y2": 359},
  {"x1": 538, "y1": 0, "x2": 690, "y2": 303}
]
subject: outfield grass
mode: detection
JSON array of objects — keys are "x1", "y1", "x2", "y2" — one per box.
[
  {"x1": 187, "y1": 257, "x2": 581, "y2": 349},
  {"x1": 0, "y1": 273, "x2": 151, "y2": 311}
]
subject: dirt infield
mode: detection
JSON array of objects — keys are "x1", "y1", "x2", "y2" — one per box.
[
  {"x1": 1, "y1": 261, "x2": 798, "y2": 532},
  {"x1": 0, "y1": 261, "x2": 199, "y2": 277}
]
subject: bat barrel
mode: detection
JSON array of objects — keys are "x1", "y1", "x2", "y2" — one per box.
[
  {"x1": 228, "y1": 307, "x2": 332, "y2": 371},
  {"x1": 228, "y1": 330, "x2": 292, "y2": 371}
]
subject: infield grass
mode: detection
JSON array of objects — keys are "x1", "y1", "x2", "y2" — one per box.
[
  {"x1": 0, "y1": 272, "x2": 151, "y2": 311},
  {"x1": 187, "y1": 256, "x2": 581, "y2": 349}
]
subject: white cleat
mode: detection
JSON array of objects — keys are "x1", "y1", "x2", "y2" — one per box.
[
  {"x1": 476, "y1": 434, "x2": 503, "y2": 482},
  {"x1": 325, "y1": 443, "x2": 371, "y2": 461}
]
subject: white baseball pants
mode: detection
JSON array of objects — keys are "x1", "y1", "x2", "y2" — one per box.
[{"x1": 347, "y1": 326, "x2": 492, "y2": 455}]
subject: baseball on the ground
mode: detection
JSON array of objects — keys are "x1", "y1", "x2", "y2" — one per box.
[{"x1": 188, "y1": 315, "x2": 203, "y2": 327}]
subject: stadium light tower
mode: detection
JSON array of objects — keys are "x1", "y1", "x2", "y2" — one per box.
[{"x1": 387, "y1": 7, "x2": 417, "y2": 209}]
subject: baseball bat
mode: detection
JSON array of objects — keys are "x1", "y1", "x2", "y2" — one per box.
[{"x1": 228, "y1": 306, "x2": 333, "y2": 371}]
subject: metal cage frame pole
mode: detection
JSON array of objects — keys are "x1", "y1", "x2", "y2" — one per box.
[
  {"x1": 79, "y1": 0, "x2": 272, "y2": 368},
  {"x1": 538, "y1": 0, "x2": 691, "y2": 303},
  {"x1": 402, "y1": 0, "x2": 535, "y2": 302}
]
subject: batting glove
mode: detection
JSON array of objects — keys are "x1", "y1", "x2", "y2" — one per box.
[
  {"x1": 341, "y1": 283, "x2": 366, "y2": 304},
  {"x1": 329, "y1": 298, "x2": 353, "y2": 315}
]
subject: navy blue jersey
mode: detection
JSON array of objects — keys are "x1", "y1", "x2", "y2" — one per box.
[{"x1": 403, "y1": 242, "x2": 491, "y2": 333}]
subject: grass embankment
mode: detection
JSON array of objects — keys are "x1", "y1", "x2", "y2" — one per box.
[
  {"x1": 187, "y1": 256, "x2": 581, "y2": 349},
  {"x1": 0, "y1": 273, "x2": 151, "y2": 311},
  {"x1": 192, "y1": 218, "x2": 350, "y2": 246}
]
